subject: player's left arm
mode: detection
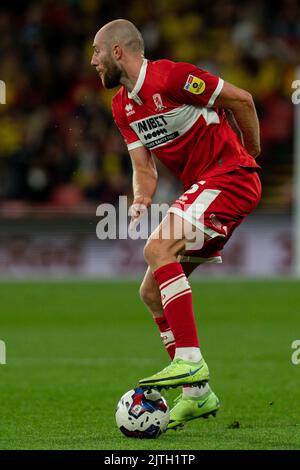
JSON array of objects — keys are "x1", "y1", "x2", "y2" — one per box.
[
  {"x1": 165, "y1": 62, "x2": 261, "y2": 159},
  {"x1": 224, "y1": 109, "x2": 243, "y2": 145},
  {"x1": 213, "y1": 82, "x2": 261, "y2": 158}
]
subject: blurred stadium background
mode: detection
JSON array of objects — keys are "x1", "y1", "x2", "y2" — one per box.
[{"x1": 0, "y1": 0, "x2": 299, "y2": 278}]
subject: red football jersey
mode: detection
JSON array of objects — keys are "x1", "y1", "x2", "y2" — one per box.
[{"x1": 112, "y1": 59, "x2": 260, "y2": 190}]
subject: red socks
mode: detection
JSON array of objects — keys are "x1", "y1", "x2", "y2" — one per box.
[{"x1": 153, "y1": 262, "x2": 199, "y2": 349}]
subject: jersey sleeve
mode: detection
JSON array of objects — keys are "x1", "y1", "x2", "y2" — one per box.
[
  {"x1": 112, "y1": 95, "x2": 143, "y2": 151},
  {"x1": 165, "y1": 62, "x2": 224, "y2": 108}
]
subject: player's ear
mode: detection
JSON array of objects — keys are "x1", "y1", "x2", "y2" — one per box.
[{"x1": 112, "y1": 44, "x2": 122, "y2": 60}]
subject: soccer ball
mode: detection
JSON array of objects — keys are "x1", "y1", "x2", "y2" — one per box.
[{"x1": 115, "y1": 387, "x2": 170, "y2": 438}]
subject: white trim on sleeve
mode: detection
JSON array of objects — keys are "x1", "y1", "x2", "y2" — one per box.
[
  {"x1": 127, "y1": 141, "x2": 144, "y2": 151},
  {"x1": 207, "y1": 78, "x2": 224, "y2": 107}
]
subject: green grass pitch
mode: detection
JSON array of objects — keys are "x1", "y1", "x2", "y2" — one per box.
[{"x1": 0, "y1": 280, "x2": 299, "y2": 450}]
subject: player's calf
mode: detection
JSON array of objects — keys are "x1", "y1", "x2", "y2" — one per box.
[{"x1": 139, "y1": 283, "x2": 164, "y2": 316}]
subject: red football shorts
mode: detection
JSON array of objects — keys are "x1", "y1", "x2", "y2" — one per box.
[{"x1": 168, "y1": 167, "x2": 262, "y2": 264}]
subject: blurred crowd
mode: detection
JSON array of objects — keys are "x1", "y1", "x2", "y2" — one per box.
[{"x1": 0, "y1": 0, "x2": 298, "y2": 211}]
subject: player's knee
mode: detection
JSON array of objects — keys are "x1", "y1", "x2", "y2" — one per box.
[
  {"x1": 143, "y1": 240, "x2": 155, "y2": 265},
  {"x1": 143, "y1": 239, "x2": 165, "y2": 265}
]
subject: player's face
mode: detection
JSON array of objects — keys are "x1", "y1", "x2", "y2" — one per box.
[{"x1": 91, "y1": 37, "x2": 121, "y2": 89}]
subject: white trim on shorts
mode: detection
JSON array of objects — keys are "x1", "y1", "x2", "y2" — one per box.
[
  {"x1": 168, "y1": 186, "x2": 226, "y2": 239},
  {"x1": 178, "y1": 255, "x2": 223, "y2": 264},
  {"x1": 169, "y1": 206, "x2": 224, "y2": 239}
]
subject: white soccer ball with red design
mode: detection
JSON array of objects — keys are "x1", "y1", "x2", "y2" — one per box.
[{"x1": 115, "y1": 388, "x2": 170, "y2": 438}]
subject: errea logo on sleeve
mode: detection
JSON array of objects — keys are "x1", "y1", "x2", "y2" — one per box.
[{"x1": 184, "y1": 75, "x2": 206, "y2": 95}]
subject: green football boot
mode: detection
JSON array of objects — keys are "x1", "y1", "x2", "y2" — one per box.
[
  {"x1": 139, "y1": 357, "x2": 209, "y2": 390},
  {"x1": 167, "y1": 387, "x2": 220, "y2": 430}
]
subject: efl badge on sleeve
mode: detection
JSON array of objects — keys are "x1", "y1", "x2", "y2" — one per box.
[{"x1": 184, "y1": 75, "x2": 206, "y2": 95}]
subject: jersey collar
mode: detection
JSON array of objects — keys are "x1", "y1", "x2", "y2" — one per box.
[{"x1": 127, "y1": 58, "x2": 148, "y2": 105}]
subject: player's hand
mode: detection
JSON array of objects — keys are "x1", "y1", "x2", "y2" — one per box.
[{"x1": 129, "y1": 196, "x2": 151, "y2": 230}]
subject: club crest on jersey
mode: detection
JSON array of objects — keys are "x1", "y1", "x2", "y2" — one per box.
[
  {"x1": 184, "y1": 75, "x2": 206, "y2": 95},
  {"x1": 152, "y1": 93, "x2": 166, "y2": 111},
  {"x1": 125, "y1": 103, "x2": 135, "y2": 116}
]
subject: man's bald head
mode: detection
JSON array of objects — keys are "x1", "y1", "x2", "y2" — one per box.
[
  {"x1": 97, "y1": 19, "x2": 144, "y2": 55},
  {"x1": 91, "y1": 19, "x2": 144, "y2": 89}
]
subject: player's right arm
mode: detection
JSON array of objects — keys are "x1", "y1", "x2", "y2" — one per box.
[
  {"x1": 129, "y1": 147, "x2": 158, "y2": 226},
  {"x1": 112, "y1": 93, "x2": 157, "y2": 227}
]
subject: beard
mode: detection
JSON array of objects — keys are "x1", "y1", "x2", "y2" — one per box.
[{"x1": 102, "y1": 61, "x2": 122, "y2": 89}]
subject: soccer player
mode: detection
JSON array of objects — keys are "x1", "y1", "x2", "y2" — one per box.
[{"x1": 91, "y1": 19, "x2": 261, "y2": 430}]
